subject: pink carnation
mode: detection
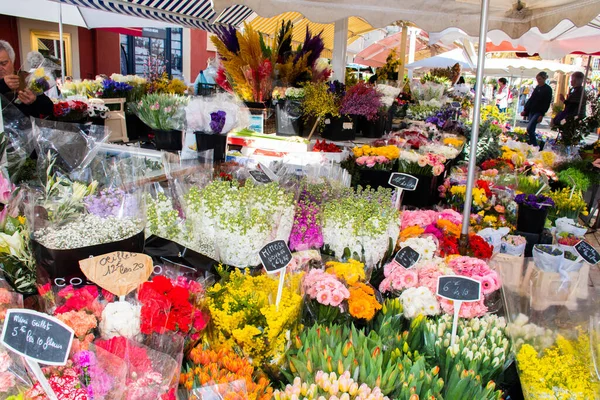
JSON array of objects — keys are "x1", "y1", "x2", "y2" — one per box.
[
  {"x1": 401, "y1": 210, "x2": 440, "y2": 230},
  {"x1": 439, "y1": 298, "x2": 488, "y2": 318}
]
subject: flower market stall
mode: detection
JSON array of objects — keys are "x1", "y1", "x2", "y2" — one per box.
[{"x1": 2, "y1": 0, "x2": 600, "y2": 398}]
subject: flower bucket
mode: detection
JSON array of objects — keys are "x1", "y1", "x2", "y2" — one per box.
[
  {"x1": 31, "y1": 230, "x2": 145, "y2": 288},
  {"x1": 357, "y1": 114, "x2": 387, "y2": 138},
  {"x1": 322, "y1": 114, "x2": 356, "y2": 141},
  {"x1": 357, "y1": 169, "x2": 393, "y2": 190},
  {"x1": 516, "y1": 204, "x2": 549, "y2": 234},
  {"x1": 402, "y1": 174, "x2": 440, "y2": 208},
  {"x1": 275, "y1": 99, "x2": 304, "y2": 137},
  {"x1": 152, "y1": 129, "x2": 183, "y2": 151},
  {"x1": 125, "y1": 113, "x2": 151, "y2": 141},
  {"x1": 194, "y1": 131, "x2": 227, "y2": 163}
]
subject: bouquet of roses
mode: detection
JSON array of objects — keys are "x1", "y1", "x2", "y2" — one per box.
[
  {"x1": 397, "y1": 150, "x2": 447, "y2": 177},
  {"x1": 302, "y1": 259, "x2": 382, "y2": 325},
  {"x1": 53, "y1": 100, "x2": 89, "y2": 122}
]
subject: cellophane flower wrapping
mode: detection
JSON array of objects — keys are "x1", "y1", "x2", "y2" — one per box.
[
  {"x1": 188, "y1": 380, "x2": 248, "y2": 400},
  {"x1": 132, "y1": 93, "x2": 188, "y2": 131},
  {"x1": 184, "y1": 179, "x2": 294, "y2": 268},
  {"x1": 71, "y1": 344, "x2": 127, "y2": 399},
  {"x1": 0, "y1": 279, "x2": 32, "y2": 397},
  {"x1": 25, "y1": 63, "x2": 56, "y2": 96},
  {"x1": 26, "y1": 361, "x2": 89, "y2": 400},
  {"x1": 503, "y1": 254, "x2": 600, "y2": 399},
  {"x1": 94, "y1": 336, "x2": 179, "y2": 400},
  {"x1": 185, "y1": 93, "x2": 250, "y2": 134},
  {"x1": 322, "y1": 186, "x2": 399, "y2": 267}
]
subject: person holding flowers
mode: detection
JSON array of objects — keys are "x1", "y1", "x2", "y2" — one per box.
[{"x1": 0, "y1": 40, "x2": 53, "y2": 118}]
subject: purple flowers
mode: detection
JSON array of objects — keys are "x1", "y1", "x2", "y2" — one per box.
[
  {"x1": 290, "y1": 188, "x2": 325, "y2": 252},
  {"x1": 210, "y1": 110, "x2": 226, "y2": 134},
  {"x1": 515, "y1": 193, "x2": 555, "y2": 210},
  {"x1": 101, "y1": 79, "x2": 133, "y2": 98},
  {"x1": 339, "y1": 82, "x2": 383, "y2": 120},
  {"x1": 85, "y1": 188, "x2": 138, "y2": 218},
  {"x1": 425, "y1": 107, "x2": 454, "y2": 128},
  {"x1": 72, "y1": 350, "x2": 115, "y2": 398}
]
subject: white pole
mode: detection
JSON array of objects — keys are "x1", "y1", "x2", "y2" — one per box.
[
  {"x1": 407, "y1": 28, "x2": 417, "y2": 80},
  {"x1": 332, "y1": 18, "x2": 349, "y2": 83},
  {"x1": 513, "y1": 70, "x2": 523, "y2": 128},
  {"x1": 59, "y1": 4, "x2": 66, "y2": 81},
  {"x1": 460, "y1": 0, "x2": 491, "y2": 242}
]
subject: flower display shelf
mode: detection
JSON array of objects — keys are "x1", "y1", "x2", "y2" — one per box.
[
  {"x1": 321, "y1": 115, "x2": 357, "y2": 141},
  {"x1": 101, "y1": 97, "x2": 129, "y2": 143}
]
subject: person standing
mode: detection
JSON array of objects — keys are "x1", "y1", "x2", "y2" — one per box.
[
  {"x1": 0, "y1": 40, "x2": 53, "y2": 118},
  {"x1": 521, "y1": 72, "x2": 552, "y2": 146},
  {"x1": 495, "y1": 78, "x2": 508, "y2": 113},
  {"x1": 553, "y1": 71, "x2": 586, "y2": 125}
]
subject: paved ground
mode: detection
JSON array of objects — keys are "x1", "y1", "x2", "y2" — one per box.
[{"x1": 586, "y1": 229, "x2": 600, "y2": 289}]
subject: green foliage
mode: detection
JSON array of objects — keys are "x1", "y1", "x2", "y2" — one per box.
[
  {"x1": 558, "y1": 167, "x2": 591, "y2": 192},
  {"x1": 463, "y1": 121, "x2": 501, "y2": 164},
  {"x1": 554, "y1": 159, "x2": 600, "y2": 186}
]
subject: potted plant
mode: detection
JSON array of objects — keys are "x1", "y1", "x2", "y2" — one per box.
[
  {"x1": 340, "y1": 82, "x2": 385, "y2": 138},
  {"x1": 133, "y1": 93, "x2": 188, "y2": 151},
  {"x1": 303, "y1": 81, "x2": 355, "y2": 140},
  {"x1": 515, "y1": 193, "x2": 555, "y2": 234}
]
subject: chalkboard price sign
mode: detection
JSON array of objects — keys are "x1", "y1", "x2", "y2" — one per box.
[
  {"x1": 437, "y1": 276, "x2": 481, "y2": 302},
  {"x1": 394, "y1": 246, "x2": 421, "y2": 269},
  {"x1": 249, "y1": 169, "x2": 272, "y2": 184},
  {"x1": 388, "y1": 173, "x2": 419, "y2": 191},
  {"x1": 259, "y1": 240, "x2": 293, "y2": 273},
  {"x1": 574, "y1": 240, "x2": 600, "y2": 265},
  {"x1": 1, "y1": 309, "x2": 74, "y2": 365}
]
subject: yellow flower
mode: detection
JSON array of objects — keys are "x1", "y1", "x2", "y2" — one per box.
[{"x1": 325, "y1": 259, "x2": 365, "y2": 285}]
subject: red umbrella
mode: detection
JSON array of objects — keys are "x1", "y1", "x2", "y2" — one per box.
[{"x1": 354, "y1": 31, "x2": 432, "y2": 68}]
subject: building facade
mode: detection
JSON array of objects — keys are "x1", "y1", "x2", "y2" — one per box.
[{"x1": 0, "y1": 14, "x2": 215, "y2": 83}]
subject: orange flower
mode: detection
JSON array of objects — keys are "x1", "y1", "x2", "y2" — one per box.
[
  {"x1": 347, "y1": 283, "x2": 382, "y2": 321},
  {"x1": 437, "y1": 219, "x2": 461, "y2": 237},
  {"x1": 399, "y1": 225, "x2": 425, "y2": 242}
]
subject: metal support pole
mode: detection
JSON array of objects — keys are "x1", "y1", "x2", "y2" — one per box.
[
  {"x1": 397, "y1": 24, "x2": 408, "y2": 87},
  {"x1": 459, "y1": 0, "x2": 491, "y2": 252},
  {"x1": 59, "y1": 4, "x2": 66, "y2": 81},
  {"x1": 578, "y1": 56, "x2": 592, "y2": 115},
  {"x1": 332, "y1": 18, "x2": 349, "y2": 83}
]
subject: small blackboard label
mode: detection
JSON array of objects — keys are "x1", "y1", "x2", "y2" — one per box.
[
  {"x1": 574, "y1": 240, "x2": 600, "y2": 265},
  {"x1": 249, "y1": 169, "x2": 272, "y2": 184},
  {"x1": 394, "y1": 246, "x2": 421, "y2": 269},
  {"x1": 451, "y1": 101, "x2": 461, "y2": 108},
  {"x1": 259, "y1": 240, "x2": 293, "y2": 273},
  {"x1": 1, "y1": 309, "x2": 74, "y2": 365},
  {"x1": 437, "y1": 276, "x2": 481, "y2": 302},
  {"x1": 388, "y1": 173, "x2": 419, "y2": 191}
]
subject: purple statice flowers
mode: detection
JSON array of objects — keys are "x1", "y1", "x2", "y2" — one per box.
[
  {"x1": 84, "y1": 188, "x2": 138, "y2": 218},
  {"x1": 514, "y1": 193, "x2": 555, "y2": 210},
  {"x1": 339, "y1": 82, "x2": 382, "y2": 120},
  {"x1": 289, "y1": 198, "x2": 323, "y2": 251},
  {"x1": 210, "y1": 110, "x2": 226, "y2": 134}
]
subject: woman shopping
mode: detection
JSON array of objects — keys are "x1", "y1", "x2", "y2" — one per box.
[{"x1": 495, "y1": 78, "x2": 509, "y2": 113}]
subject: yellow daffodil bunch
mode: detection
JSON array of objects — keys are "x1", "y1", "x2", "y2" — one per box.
[
  {"x1": 449, "y1": 185, "x2": 489, "y2": 211},
  {"x1": 516, "y1": 332, "x2": 599, "y2": 399},
  {"x1": 207, "y1": 267, "x2": 303, "y2": 367},
  {"x1": 549, "y1": 188, "x2": 588, "y2": 219},
  {"x1": 352, "y1": 145, "x2": 400, "y2": 160}
]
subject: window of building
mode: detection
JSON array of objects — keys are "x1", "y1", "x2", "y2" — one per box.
[
  {"x1": 593, "y1": 57, "x2": 599, "y2": 70},
  {"x1": 30, "y1": 30, "x2": 72, "y2": 77},
  {"x1": 120, "y1": 28, "x2": 182, "y2": 79}
]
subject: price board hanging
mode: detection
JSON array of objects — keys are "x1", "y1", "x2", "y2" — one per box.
[
  {"x1": 259, "y1": 240, "x2": 293, "y2": 310},
  {"x1": 388, "y1": 173, "x2": 418, "y2": 209},
  {"x1": 249, "y1": 169, "x2": 272, "y2": 184},
  {"x1": 436, "y1": 276, "x2": 482, "y2": 346},
  {"x1": 2, "y1": 309, "x2": 75, "y2": 400},
  {"x1": 394, "y1": 246, "x2": 421, "y2": 269},
  {"x1": 574, "y1": 241, "x2": 600, "y2": 265}
]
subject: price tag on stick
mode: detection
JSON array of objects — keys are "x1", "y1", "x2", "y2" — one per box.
[
  {"x1": 79, "y1": 251, "x2": 153, "y2": 298},
  {"x1": 259, "y1": 240, "x2": 293, "y2": 310},
  {"x1": 1, "y1": 309, "x2": 75, "y2": 400},
  {"x1": 394, "y1": 246, "x2": 421, "y2": 269},
  {"x1": 574, "y1": 240, "x2": 600, "y2": 265},
  {"x1": 249, "y1": 169, "x2": 272, "y2": 184},
  {"x1": 389, "y1": 173, "x2": 418, "y2": 209},
  {"x1": 436, "y1": 276, "x2": 482, "y2": 346}
]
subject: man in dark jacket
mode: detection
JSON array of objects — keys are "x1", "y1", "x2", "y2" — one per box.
[
  {"x1": 0, "y1": 39, "x2": 53, "y2": 118},
  {"x1": 521, "y1": 71, "x2": 552, "y2": 146},
  {"x1": 553, "y1": 71, "x2": 585, "y2": 126}
]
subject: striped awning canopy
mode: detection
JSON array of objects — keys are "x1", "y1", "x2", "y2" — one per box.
[
  {"x1": 248, "y1": 12, "x2": 377, "y2": 58},
  {"x1": 49, "y1": 0, "x2": 253, "y2": 32}
]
